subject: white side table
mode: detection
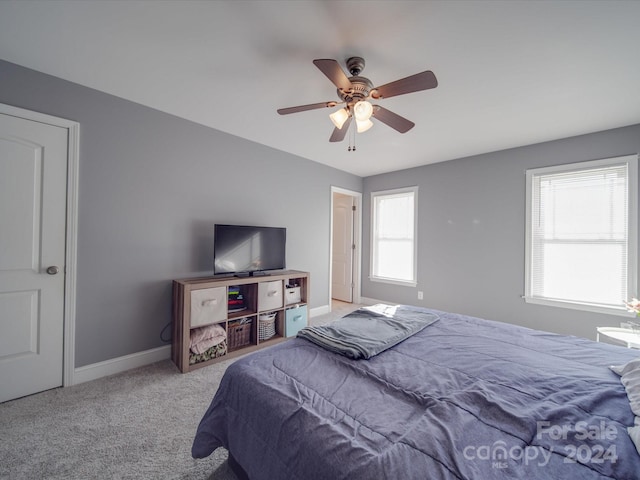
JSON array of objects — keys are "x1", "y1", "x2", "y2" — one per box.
[{"x1": 597, "y1": 327, "x2": 640, "y2": 349}]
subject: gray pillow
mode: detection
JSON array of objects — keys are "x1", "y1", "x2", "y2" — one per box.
[
  {"x1": 611, "y1": 358, "x2": 640, "y2": 417},
  {"x1": 629, "y1": 417, "x2": 640, "y2": 456},
  {"x1": 611, "y1": 358, "x2": 640, "y2": 455}
]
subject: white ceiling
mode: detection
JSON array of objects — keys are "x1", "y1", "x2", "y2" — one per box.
[{"x1": 1, "y1": 0, "x2": 639, "y2": 177}]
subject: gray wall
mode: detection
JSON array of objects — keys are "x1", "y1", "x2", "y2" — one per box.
[
  {"x1": 0, "y1": 60, "x2": 362, "y2": 367},
  {"x1": 363, "y1": 124, "x2": 640, "y2": 341},
  {"x1": 2, "y1": 57, "x2": 637, "y2": 366}
]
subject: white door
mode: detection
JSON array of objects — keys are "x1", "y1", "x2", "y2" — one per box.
[
  {"x1": 332, "y1": 193, "x2": 355, "y2": 302},
  {"x1": 0, "y1": 113, "x2": 68, "y2": 403}
]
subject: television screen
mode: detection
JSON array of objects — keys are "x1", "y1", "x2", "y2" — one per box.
[{"x1": 214, "y1": 224, "x2": 286, "y2": 275}]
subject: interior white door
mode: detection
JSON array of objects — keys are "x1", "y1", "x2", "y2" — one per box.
[
  {"x1": 332, "y1": 193, "x2": 355, "y2": 303},
  {"x1": 0, "y1": 113, "x2": 67, "y2": 403}
]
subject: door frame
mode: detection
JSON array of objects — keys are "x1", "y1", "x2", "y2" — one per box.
[
  {"x1": 1, "y1": 103, "x2": 79, "y2": 388},
  {"x1": 329, "y1": 186, "x2": 362, "y2": 309}
]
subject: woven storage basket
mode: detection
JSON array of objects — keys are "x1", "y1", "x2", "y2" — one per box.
[
  {"x1": 258, "y1": 312, "x2": 276, "y2": 341},
  {"x1": 227, "y1": 318, "x2": 252, "y2": 351}
]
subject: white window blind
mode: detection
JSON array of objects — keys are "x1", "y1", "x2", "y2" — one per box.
[
  {"x1": 525, "y1": 155, "x2": 638, "y2": 314},
  {"x1": 371, "y1": 187, "x2": 417, "y2": 286}
]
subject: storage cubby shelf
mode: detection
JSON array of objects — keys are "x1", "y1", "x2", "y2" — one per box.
[{"x1": 172, "y1": 270, "x2": 309, "y2": 373}]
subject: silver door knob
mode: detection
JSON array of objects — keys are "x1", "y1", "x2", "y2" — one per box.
[{"x1": 46, "y1": 266, "x2": 59, "y2": 275}]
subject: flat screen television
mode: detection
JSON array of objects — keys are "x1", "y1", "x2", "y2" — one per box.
[{"x1": 213, "y1": 224, "x2": 286, "y2": 276}]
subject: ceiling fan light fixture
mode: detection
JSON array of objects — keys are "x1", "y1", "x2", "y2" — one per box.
[
  {"x1": 356, "y1": 118, "x2": 373, "y2": 133},
  {"x1": 278, "y1": 57, "x2": 438, "y2": 142},
  {"x1": 353, "y1": 100, "x2": 373, "y2": 121},
  {"x1": 329, "y1": 108, "x2": 349, "y2": 129}
]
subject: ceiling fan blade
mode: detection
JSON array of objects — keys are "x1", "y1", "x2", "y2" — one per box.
[
  {"x1": 313, "y1": 59, "x2": 352, "y2": 91},
  {"x1": 372, "y1": 106, "x2": 415, "y2": 133},
  {"x1": 277, "y1": 101, "x2": 337, "y2": 115},
  {"x1": 371, "y1": 70, "x2": 438, "y2": 99},
  {"x1": 329, "y1": 116, "x2": 352, "y2": 142}
]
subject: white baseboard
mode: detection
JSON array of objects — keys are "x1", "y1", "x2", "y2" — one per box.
[
  {"x1": 71, "y1": 302, "x2": 336, "y2": 385},
  {"x1": 310, "y1": 305, "x2": 330, "y2": 317},
  {"x1": 73, "y1": 345, "x2": 171, "y2": 385},
  {"x1": 359, "y1": 296, "x2": 390, "y2": 306},
  {"x1": 71, "y1": 301, "x2": 387, "y2": 385},
  {"x1": 310, "y1": 298, "x2": 389, "y2": 317}
]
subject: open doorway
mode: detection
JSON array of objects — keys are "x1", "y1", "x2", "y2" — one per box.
[{"x1": 330, "y1": 187, "x2": 362, "y2": 311}]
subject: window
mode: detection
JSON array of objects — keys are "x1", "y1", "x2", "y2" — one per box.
[
  {"x1": 525, "y1": 155, "x2": 638, "y2": 315},
  {"x1": 370, "y1": 186, "x2": 418, "y2": 286}
]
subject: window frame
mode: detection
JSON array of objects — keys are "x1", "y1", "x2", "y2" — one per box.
[
  {"x1": 370, "y1": 186, "x2": 418, "y2": 287},
  {"x1": 524, "y1": 154, "x2": 638, "y2": 316}
]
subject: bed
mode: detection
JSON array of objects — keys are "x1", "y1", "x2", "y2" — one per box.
[{"x1": 192, "y1": 305, "x2": 640, "y2": 479}]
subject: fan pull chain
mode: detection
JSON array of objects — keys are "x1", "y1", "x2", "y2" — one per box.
[
  {"x1": 352, "y1": 126, "x2": 356, "y2": 152},
  {"x1": 347, "y1": 121, "x2": 356, "y2": 152}
]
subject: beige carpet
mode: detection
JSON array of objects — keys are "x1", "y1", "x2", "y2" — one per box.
[
  {"x1": 0, "y1": 302, "x2": 361, "y2": 480},
  {"x1": 0, "y1": 358, "x2": 237, "y2": 480}
]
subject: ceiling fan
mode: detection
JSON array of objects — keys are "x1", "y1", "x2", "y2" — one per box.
[{"x1": 277, "y1": 57, "x2": 438, "y2": 143}]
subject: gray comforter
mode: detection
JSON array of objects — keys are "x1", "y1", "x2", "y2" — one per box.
[{"x1": 192, "y1": 306, "x2": 640, "y2": 479}]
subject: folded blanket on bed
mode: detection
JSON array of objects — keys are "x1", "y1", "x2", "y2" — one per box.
[{"x1": 296, "y1": 304, "x2": 439, "y2": 359}]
